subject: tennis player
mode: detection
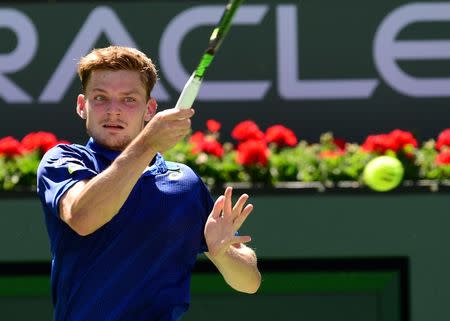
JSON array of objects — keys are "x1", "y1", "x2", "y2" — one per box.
[{"x1": 37, "y1": 46, "x2": 261, "y2": 321}]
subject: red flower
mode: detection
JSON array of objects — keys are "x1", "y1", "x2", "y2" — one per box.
[
  {"x1": 236, "y1": 139, "x2": 269, "y2": 166},
  {"x1": 389, "y1": 129, "x2": 418, "y2": 148},
  {"x1": 362, "y1": 130, "x2": 417, "y2": 154},
  {"x1": 333, "y1": 138, "x2": 346, "y2": 151},
  {"x1": 436, "y1": 129, "x2": 450, "y2": 151},
  {"x1": 189, "y1": 131, "x2": 223, "y2": 157},
  {"x1": 436, "y1": 150, "x2": 450, "y2": 165},
  {"x1": 265, "y1": 125, "x2": 298, "y2": 148},
  {"x1": 189, "y1": 131, "x2": 205, "y2": 154},
  {"x1": 0, "y1": 136, "x2": 24, "y2": 157},
  {"x1": 361, "y1": 134, "x2": 391, "y2": 153},
  {"x1": 202, "y1": 139, "x2": 224, "y2": 158},
  {"x1": 21, "y1": 131, "x2": 59, "y2": 153},
  {"x1": 206, "y1": 119, "x2": 221, "y2": 133},
  {"x1": 231, "y1": 120, "x2": 264, "y2": 142}
]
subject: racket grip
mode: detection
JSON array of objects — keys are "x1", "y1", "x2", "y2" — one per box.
[{"x1": 174, "y1": 73, "x2": 203, "y2": 109}]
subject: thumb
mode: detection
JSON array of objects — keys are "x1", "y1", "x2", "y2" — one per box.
[{"x1": 231, "y1": 235, "x2": 252, "y2": 245}]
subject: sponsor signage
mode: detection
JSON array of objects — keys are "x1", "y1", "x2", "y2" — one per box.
[{"x1": 0, "y1": 1, "x2": 449, "y2": 143}]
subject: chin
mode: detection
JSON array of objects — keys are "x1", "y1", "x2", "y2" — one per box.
[{"x1": 96, "y1": 135, "x2": 132, "y2": 151}]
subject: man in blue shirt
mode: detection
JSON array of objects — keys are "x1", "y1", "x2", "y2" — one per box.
[{"x1": 37, "y1": 46, "x2": 261, "y2": 321}]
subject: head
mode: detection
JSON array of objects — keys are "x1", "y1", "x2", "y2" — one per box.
[{"x1": 76, "y1": 46, "x2": 158, "y2": 150}]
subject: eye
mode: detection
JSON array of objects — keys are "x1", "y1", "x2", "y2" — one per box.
[
  {"x1": 124, "y1": 97, "x2": 136, "y2": 103},
  {"x1": 94, "y1": 95, "x2": 106, "y2": 101}
]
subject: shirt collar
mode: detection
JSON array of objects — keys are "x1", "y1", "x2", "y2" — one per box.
[{"x1": 86, "y1": 138, "x2": 168, "y2": 175}]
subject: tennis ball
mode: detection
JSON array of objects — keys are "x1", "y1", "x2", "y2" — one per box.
[{"x1": 363, "y1": 156, "x2": 404, "y2": 192}]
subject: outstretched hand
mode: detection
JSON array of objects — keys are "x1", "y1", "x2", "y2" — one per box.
[{"x1": 204, "y1": 187, "x2": 254, "y2": 258}]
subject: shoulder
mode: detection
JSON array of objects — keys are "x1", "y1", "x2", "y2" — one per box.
[
  {"x1": 38, "y1": 143, "x2": 98, "y2": 176},
  {"x1": 166, "y1": 161, "x2": 199, "y2": 179},
  {"x1": 41, "y1": 143, "x2": 93, "y2": 162},
  {"x1": 162, "y1": 159, "x2": 209, "y2": 188}
]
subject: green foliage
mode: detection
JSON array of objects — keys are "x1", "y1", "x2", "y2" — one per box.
[
  {"x1": 415, "y1": 140, "x2": 450, "y2": 180},
  {"x1": 161, "y1": 132, "x2": 450, "y2": 190},
  {"x1": 0, "y1": 152, "x2": 41, "y2": 191},
  {"x1": 1, "y1": 131, "x2": 449, "y2": 192}
]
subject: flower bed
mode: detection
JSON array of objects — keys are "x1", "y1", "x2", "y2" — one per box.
[
  {"x1": 0, "y1": 132, "x2": 68, "y2": 191},
  {"x1": 163, "y1": 120, "x2": 450, "y2": 192},
  {"x1": 1, "y1": 122, "x2": 450, "y2": 192}
]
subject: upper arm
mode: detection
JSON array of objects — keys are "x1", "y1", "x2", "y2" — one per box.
[
  {"x1": 37, "y1": 145, "x2": 98, "y2": 221},
  {"x1": 59, "y1": 179, "x2": 89, "y2": 224}
]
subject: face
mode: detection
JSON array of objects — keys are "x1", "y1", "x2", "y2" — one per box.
[{"x1": 77, "y1": 69, "x2": 156, "y2": 151}]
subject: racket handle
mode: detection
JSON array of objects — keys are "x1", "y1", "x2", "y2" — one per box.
[{"x1": 175, "y1": 73, "x2": 203, "y2": 109}]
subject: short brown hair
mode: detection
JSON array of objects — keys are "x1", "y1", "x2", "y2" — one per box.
[{"x1": 77, "y1": 46, "x2": 158, "y2": 99}]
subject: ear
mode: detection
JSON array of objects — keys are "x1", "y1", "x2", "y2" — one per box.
[
  {"x1": 77, "y1": 94, "x2": 87, "y2": 119},
  {"x1": 144, "y1": 98, "x2": 157, "y2": 122}
]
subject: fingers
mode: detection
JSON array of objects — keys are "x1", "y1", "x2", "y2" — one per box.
[
  {"x1": 223, "y1": 186, "x2": 233, "y2": 218},
  {"x1": 233, "y1": 203, "x2": 254, "y2": 231},
  {"x1": 144, "y1": 108, "x2": 195, "y2": 152},
  {"x1": 160, "y1": 108, "x2": 195, "y2": 120},
  {"x1": 211, "y1": 195, "x2": 225, "y2": 219},
  {"x1": 233, "y1": 193, "x2": 249, "y2": 216},
  {"x1": 214, "y1": 187, "x2": 254, "y2": 228},
  {"x1": 222, "y1": 187, "x2": 253, "y2": 225},
  {"x1": 154, "y1": 109, "x2": 193, "y2": 132},
  {"x1": 167, "y1": 119, "x2": 192, "y2": 137}
]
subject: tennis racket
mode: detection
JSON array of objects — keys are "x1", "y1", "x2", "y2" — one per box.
[{"x1": 174, "y1": 0, "x2": 245, "y2": 109}]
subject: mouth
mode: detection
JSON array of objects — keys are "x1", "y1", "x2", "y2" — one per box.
[{"x1": 103, "y1": 124, "x2": 125, "y2": 130}]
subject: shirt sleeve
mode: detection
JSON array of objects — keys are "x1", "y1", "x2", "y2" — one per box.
[
  {"x1": 37, "y1": 144, "x2": 98, "y2": 219},
  {"x1": 197, "y1": 183, "x2": 242, "y2": 254},
  {"x1": 198, "y1": 181, "x2": 215, "y2": 254}
]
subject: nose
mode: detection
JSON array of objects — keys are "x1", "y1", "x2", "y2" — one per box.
[{"x1": 106, "y1": 98, "x2": 122, "y2": 115}]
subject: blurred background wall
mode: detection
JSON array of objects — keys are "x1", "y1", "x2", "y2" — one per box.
[{"x1": 0, "y1": 0, "x2": 448, "y2": 144}]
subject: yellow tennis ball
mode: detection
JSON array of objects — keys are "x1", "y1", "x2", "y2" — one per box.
[{"x1": 363, "y1": 156, "x2": 404, "y2": 192}]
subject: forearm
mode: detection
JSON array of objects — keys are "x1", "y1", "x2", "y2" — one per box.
[
  {"x1": 206, "y1": 245, "x2": 261, "y2": 294},
  {"x1": 64, "y1": 136, "x2": 156, "y2": 235},
  {"x1": 61, "y1": 108, "x2": 194, "y2": 236}
]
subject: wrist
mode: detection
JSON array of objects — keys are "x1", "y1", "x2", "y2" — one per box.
[
  {"x1": 208, "y1": 244, "x2": 233, "y2": 261},
  {"x1": 132, "y1": 131, "x2": 158, "y2": 158}
]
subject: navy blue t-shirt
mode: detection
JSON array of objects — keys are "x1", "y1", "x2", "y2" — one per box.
[{"x1": 37, "y1": 138, "x2": 214, "y2": 321}]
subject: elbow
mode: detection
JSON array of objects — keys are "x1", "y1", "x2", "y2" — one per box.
[
  {"x1": 233, "y1": 270, "x2": 261, "y2": 294},
  {"x1": 70, "y1": 222, "x2": 94, "y2": 237},
  {"x1": 245, "y1": 255, "x2": 261, "y2": 294},
  {"x1": 65, "y1": 214, "x2": 94, "y2": 236},
  {"x1": 244, "y1": 272, "x2": 262, "y2": 294},
  {"x1": 238, "y1": 280, "x2": 261, "y2": 295},
  {"x1": 61, "y1": 208, "x2": 96, "y2": 236}
]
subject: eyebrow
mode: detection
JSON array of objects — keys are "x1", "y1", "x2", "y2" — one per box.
[
  {"x1": 91, "y1": 88, "x2": 107, "y2": 93},
  {"x1": 121, "y1": 91, "x2": 140, "y2": 96},
  {"x1": 90, "y1": 88, "x2": 141, "y2": 96}
]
